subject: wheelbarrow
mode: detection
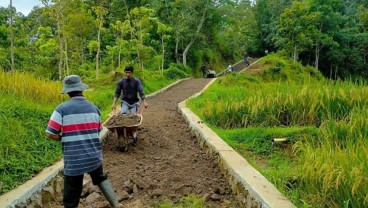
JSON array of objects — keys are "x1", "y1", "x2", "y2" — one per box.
[{"x1": 104, "y1": 108, "x2": 144, "y2": 151}]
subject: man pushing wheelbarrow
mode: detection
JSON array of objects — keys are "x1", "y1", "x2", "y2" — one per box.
[
  {"x1": 108, "y1": 66, "x2": 148, "y2": 151},
  {"x1": 111, "y1": 66, "x2": 148, "y2": 114}
]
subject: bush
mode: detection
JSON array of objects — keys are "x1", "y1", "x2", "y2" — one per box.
[{"x1": 164, "y1": 63, "x2": 190, "y2": 79}]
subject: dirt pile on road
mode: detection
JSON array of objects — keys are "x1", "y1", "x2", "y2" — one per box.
[{"x1": 104, "y1": 114, "x2": 141, "y2": 127}]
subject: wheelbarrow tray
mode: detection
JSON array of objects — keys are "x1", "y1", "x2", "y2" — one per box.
[
  {"x1": 104, "y1": 114, "x2": 143, "y2": 130},
  {"x1": 103, "y1": 114, "x2": 143, "y2": 151}
]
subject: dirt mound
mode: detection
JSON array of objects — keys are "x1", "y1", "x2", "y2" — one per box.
[{"x1": 105, "y1": 114, "x2": 141, "y2": 127}]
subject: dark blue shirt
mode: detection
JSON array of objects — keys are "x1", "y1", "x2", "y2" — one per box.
[{"x1": 114, "y1": 77, "x2": 145, "y2": 105}]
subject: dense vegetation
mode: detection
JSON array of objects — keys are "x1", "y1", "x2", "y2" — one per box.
[
  {"x1": 0, "y1": 0, "x2": 367, "y2": 207},
  {"x1": 0, "y1": 71, "x2": 63, "y2": 194},
  {"x1": 188, "y1": 53, "x2": 368, "y2": 207},
  {"x1": 1, "y1": 0, "x2": 366, "y2": 80}
]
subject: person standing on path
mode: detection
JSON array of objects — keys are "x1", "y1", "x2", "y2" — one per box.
[
  {"x1": 112, "y1": 66, "x2": 148, "y2": 114},
  {"x1": 45, "y1": 75, "x2": 119, "y2": 208},
  {"x1": 244, "y1": 52, "x2": 250, "y2": 66},
  {"x1": 226, "y1": 64, "x2": 233, "y2": 74},
  {"x1": 201, "y1": 63, "x2": 208, "y2": 78}
]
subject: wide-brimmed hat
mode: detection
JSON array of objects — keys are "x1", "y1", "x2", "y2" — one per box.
[{"x1": 61, "y1": 75, "x2": 88, "y2": 94}]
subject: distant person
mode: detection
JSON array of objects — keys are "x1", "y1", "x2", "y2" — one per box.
[
  {"x1": 226, "y1": 64, "x2": 233, "y2": 74},
  {"x1": 265, "y1": 49, "x2": 269, "y2": 55},
  {"x1": 112, "y1": 66, "x2": 148, "y2": 114},
  {"x1": 201, "y1": 64, "x2": 208, "y2": 78},
  {"x1": 45, "y1": 75, "x2": 119, "y2": 208},
  {"x1": 244, "y1": 52, "x2": 250, "y2": 66}
]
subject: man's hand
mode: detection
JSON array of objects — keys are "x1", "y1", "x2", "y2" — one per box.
[
  {"x1": 143, "y1": 99, "x2": 148, "y2": 108},
  {"x1": 112, "y1": 97, "x2": 118, "y2": 111}
]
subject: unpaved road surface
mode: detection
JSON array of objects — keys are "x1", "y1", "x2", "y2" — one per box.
[{"x1": 50, "y1": 78, "x2": 241, "y2": 207}]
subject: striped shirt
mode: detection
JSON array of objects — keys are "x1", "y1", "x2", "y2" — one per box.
[{"x1": 46, "y1": 96, "x2": 103, "y2": 176}]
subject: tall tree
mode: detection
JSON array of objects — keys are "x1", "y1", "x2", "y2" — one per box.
[
  {"x1": 275, "y1": 1, "x2": 315, "y2": 62},
  {"x1": 255, "y1": 0, "x2": 293, "y2": 52},
  {"x1": 128, "y1": 6, "x2": 156, "y2": 78},
  {"x1": 167, "y1": 0, "x2": 211, "y2": 66},
  {"x1": 41, "y1": 0, "x2": 72, "y2": 80},
  {"x1": 92, "y1": 4, "x2": 107, "y2": 79},
  {"x1": 9, "y1": 0, "x2": 14, "y2": 71},
  {"x1": 157, "y1": 21, "x2": 172, "y2": 75}
]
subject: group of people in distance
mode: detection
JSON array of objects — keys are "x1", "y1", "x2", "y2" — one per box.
[
  {"x1": 45, "y1": 66, "x2": 147, "y2": 208},
  {"x1": 202, "y1": 51, "x2": 255, "y2": 76}
]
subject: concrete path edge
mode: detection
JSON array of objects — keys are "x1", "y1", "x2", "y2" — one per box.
[{"x1": 178, "y1": 78, "x2": 296, "y2": 208}]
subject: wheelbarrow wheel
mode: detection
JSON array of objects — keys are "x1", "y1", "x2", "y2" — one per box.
[
  {"x1": 115, "y1": 128, "x2": 129, "y2": 152},
  {"x1": 132, "y1": 132, "x2": 138, "y2": 146},
  {"x1": 118, "y1": 135, "x2": 129, "y2": 152}
]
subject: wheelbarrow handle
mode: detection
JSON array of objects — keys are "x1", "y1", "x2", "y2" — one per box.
[{"x1": 139, "y1": 105, "x2": 147, "y2": 116}]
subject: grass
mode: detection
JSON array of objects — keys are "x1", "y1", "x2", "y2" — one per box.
[
  {"x1": 0, "y1": 71, "x2": 64, "y2": 194},
  {"x1": 187, "y1": 53, "x2": 368, "y2": 207},
  {"x1": 156, "y1": 194, "x2": 204, "y2": 208},
  {"x1": 0, "y1": 92, "x2": 63, "y2": 194},
  {"x1": 0, "y1": 69, "x2": 181, "y2": 195}
]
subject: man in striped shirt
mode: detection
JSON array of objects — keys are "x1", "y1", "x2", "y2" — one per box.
[{"x1": 46, "y1": 75, "x2": 119, "y2": 208}]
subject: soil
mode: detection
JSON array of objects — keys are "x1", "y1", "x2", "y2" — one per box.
[
  {"x1": 105, "y1": 114, "x2": 142, "y2": 127},
  {"x1": 48, "y1": 78, "x2": 242, "y2": 208}
]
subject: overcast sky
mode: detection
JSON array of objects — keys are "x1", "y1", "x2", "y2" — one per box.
[{"x1": 0, "y1": 0, "x2": 42, "y2": 16}]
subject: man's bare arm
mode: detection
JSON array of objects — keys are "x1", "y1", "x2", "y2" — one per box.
[{"x1": 46, "y1": 132, "x2": 61, "y2": 141}]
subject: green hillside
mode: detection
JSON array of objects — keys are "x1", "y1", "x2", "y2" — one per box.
[{"x1": 187, "y1": 53, "x2": 368, "y2": 207}]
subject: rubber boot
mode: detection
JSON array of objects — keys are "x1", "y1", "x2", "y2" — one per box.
[{"x1": 98, "y1": 180, "x2": 119, "y2": 207}]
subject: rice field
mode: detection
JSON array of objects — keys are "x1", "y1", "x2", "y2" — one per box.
[{"x1": 187, "y1": 55, "x2": 368, "y2": 207}]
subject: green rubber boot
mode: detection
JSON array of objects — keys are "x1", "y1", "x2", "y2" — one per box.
[{"x1": 98, "y1": 180, "x2": 119, "y2": 207}]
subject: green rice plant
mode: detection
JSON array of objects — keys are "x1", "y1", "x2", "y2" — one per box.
[
  {"x1": 294, "y1": 108, "x2": 368, "y2": 207},
  {"x1": 0, "y1": 70, "x2": 63, "y2": 104},
  {"x1": 189, "y1": 79, "x2": 368, "y2": 130},
  {"x1": 187, "y1": 53, "x2": 368, "y2": 207}
]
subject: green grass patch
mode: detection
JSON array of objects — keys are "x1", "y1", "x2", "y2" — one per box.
[
  {"x1": 156, "y1": 194, "x2": 204, "y2": 208},
  {"x1": 187, "y1": 53, "x2": 368, "y2": 207},
  {"x1": 0, "y1": 94, "x2": 62, "y2": 194}
]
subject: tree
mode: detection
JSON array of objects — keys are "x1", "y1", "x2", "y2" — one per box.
[
  {"x1": 163, "y1": 0, "x2": 212, "y2": 67},
  {"x1": 34, "y1": 26, "x2": 58, "y2": 77},
  {"x1": 111, "y1": 20, "x2": 131, "y2": 68},
  {"x1": 92, "y1": 4, "x2": 107, "y2": 79},
  {"x1": 41, "y1": 0, "x2": 72, "y2": 80},
  {"x1": 157, "y1": 21, "x2": 172, "y2": 75},
  {"x1": 9, "y1": 0, "x2": 14, "y2": 71},
  {"x1": 274, "y1": 1, "x2": 315, "y2": 62},
  {"x1": 128, "y1": 6, "x2": 156, "y2": 76},
  {"x1": 255, "y1": 0, "x2": 293, "y2": 52},
  {"x1": 62, "y1": 1, "x2": 94, "y2": 70}
]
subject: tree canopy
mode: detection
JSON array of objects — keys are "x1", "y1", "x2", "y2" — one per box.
[{"x1": 0, "y1": 0, "x2": 366, "y2": 80}]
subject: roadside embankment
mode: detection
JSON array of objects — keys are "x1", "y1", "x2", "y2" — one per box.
[{"x1": 178, "y1": 78, "x2": 296, "y2": 208}]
